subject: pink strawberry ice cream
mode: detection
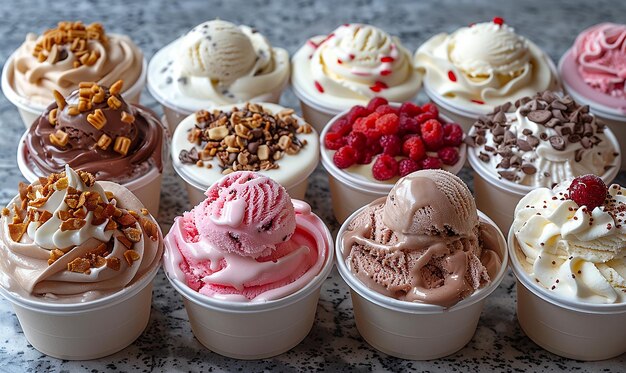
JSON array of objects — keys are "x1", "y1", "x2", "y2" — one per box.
[{"x1": 164, "y1": 171, "x2": 330, "y2": 302}]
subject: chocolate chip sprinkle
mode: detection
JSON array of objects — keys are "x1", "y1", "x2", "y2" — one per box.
[{"x1": 527, "y1": 110, "x2": 552, "y2": 124}]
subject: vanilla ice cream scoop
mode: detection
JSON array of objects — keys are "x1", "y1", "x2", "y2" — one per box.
[{"x1": 178, "y1": 20, "x2": 257, "y2": 82}]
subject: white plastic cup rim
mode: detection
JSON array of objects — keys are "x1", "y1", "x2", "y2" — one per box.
[
  {"x1": 170, "y1": 103, "x2": 318, "y2": 194},
  {"x1": 558, "y1": 49, "x2": 626, "y2": 122},
  {"x1": 162, "y1": 220, "x2": 335, "y2": 314},
  {"x1": 466, "y1": 125, "x2": 622, "y2": 197},
  {"x1": 1, "y1": 49, "x2": 148, "y2": 118},
  {"x1": 0, "y1": 261, "x2": 161, "y2": 316},
  {"x1": 507, "y1": 228, "x2": 626, "y2": 315},
  {"x1": 16, "y1": 131, "x2": 163, "y2": 192},
  {"x1": 335, "y1": 205, "x2": 509, "y2": 314},
  {"x1": 291, "y1": 80, "x2": 343, "y2": 117},
  {"x1": 320, "y1": 106, "x2": 467, "y2": 196}
]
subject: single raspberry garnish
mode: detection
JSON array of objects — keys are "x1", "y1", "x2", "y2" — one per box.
[
  {"x1": 352, "y1": 112, "x2": 380, "y2": 133},
  {"x1": 347, "y1": 132, "x2": 367, "y2": 151},
  {"x1": 442, "y1": 123, "x2": 464, "y2": 147},
  {"x1": 421, "y1": 156, "x2": 442, "y2": 169},
  {"x1": 375, "y1": 113, "x2": 400, "y2": 135},
  {"x1": 324, "y1": 132, "x2": 346, "y2": 150},
  {"x1": 329, "y1": 117, "x2": 352, "y2": 135},
  {"x1": 567, "y1": 175, "x2": 607, "y2": 211},
  {"x1": 416, "y1": 111, "x2": 437, "y2": 124},
  {"x1": 379, "y1": 135, "x2": 402, "y2": 156},
  {"x1": 493, "y1": 16, "x2": 504, "y2": 26},
  {"x1": 438, "y1": 147, "x2": 460, "y2": 165},
  {"x1": 345, "y1": 105, "x2": 371, "y2": 124},
  {"x1": 402, "y1": 135, "x2": 426, "y2": 161},
  {"x1": 399, "y1": 159, "x2": 421, "y2": 177},
  {"x1": 420, "y1": 119, "x2": 444, "y2": 150},
  {"x1": 398, "y1": 115, "x2": 420, "y2": 136},
  {"x1": 366, "y1": 97, "x2": 389, "y2": 112},
  {"x1": 333, "y1": 145, "x2": 357, "y2": 169},
  {"x1": 399, "y1": 102, "x2": 422, "y2": 117},
  {"x1": 375, "y1": 105, "x2": 398, "y2": 115},
  {"x1": 421, "y1": 102, "x2": 439, "y2": 116},
  {"x1": 372, "y1": 154, "x2": 399, "y2": 180}
]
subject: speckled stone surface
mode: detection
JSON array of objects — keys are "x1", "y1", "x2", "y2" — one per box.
[{"x1": 1, "y1": 0, "x2": 625, "y2": 371}]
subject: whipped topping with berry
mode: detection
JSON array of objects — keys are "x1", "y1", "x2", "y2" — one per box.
[
  {"x1": 292, "y1": 24, "x2": 422, "y2": 113},
  {"x1": 512, "y1": 176, "x2": 626, "y2": 304},
  {"x1": 467, "y1": 91, "x2": 618, "y2": 188},
  {"x1": 415, "y1": 19, "x2": 558, "y2": 112}
]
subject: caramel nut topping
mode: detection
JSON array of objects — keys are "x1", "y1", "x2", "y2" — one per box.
[
  {"x1": 97, "y1": 134, "x2": 112, "y2": 150},
  {"x1": 107, "y1": 95, "x2": 122, "y2": 110},
  {"x1": 48, "y1": 108, "x2": 58, "y2": 126},
  {"x1": 109, "y1": 80, "x2": 123, "y2": 95},
  {"x1": 116, "y1": 235, "x2": 133, "y2": 249},
  {"x1": 123, "y1": 250, "x2": 140, "y2": 266},
  {"x1": 8, "y1": 223, "x2": 28, "y2": 242},
  {"x1": 67, "y1": 257, "x2": 91, "y2": 273},
  {"x1": 121, "y1": 111, "x2": 135, "y2": 124},
  {"x1": 60, "y1": 218, "x2": 86, "y2": 231},
  {"x1": 141, "y1": 218, "x2": 159, "y2": 241},
  {"x1": 113, "y1": 136, "x2": 131, "y2": 156},
  {"x1": 106, "y1": 257, "x2": 121, "y2": 271},
  {"x1": 123, "y1": 227, "x2": 142, "y2": 242},
  {"x1": 87, "y1": 108, "x2": 107, "y2": 129},
  {"x1": 53, "y1": 90, "x2": 67, "y2": 110},
  {"x1": 49, "y1": 129, "x2": 69, "y2": 148}
]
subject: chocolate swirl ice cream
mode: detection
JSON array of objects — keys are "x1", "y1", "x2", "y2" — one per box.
[{"x1": 24, "y1": 80, "x2": 163, "y2": 183}]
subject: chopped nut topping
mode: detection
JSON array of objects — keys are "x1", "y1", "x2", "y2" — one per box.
[
  {"x1": 60, "y1": 218, "x2": 86, "y2": 231},
  {"x1": 113, "y1": 136, "x2": 131, "y2": 156},
  {"x1": 48, "y1": 108, "x2": 58, "y2": 126},
  {"x1": 68, "y1": 257, "x2": 91, "y2": 273},
  {"x1": 123, "y1": 250, "x2": 141, "y2": 266},
  {"x1": 106, "y1": 257, "x2": 121, "y2": 271},
  {"x1": 109, "y1": 80, "x2": 123, "y2": 95},
  {"x1": 87, "y1": 108, "x2": 107, "y2": 129},
  {"x1": 8, "y1": 223, "x2": 28, "y2": 242},
  {"x1": 121, "y1": 111, "x2": 135, "y2": 124},
  {"x1": 107, "y1": 95, "x2": 122, "y2": 110},
  {"x1": 123, "y1": 227, "x2": 142, "y2": 243},
  {"x1": 141, "y1": 218, "x2": 159, "y2": 241},
  {"x1": 33, "y1": 21, "x2": 107, "y2": 68},
  {"x1": 53, "y1": 90, "x2": 66, "y2": 110},
  {"x1": 97, "y1": 134, "x2": 112, "y2": 150},
  {"x1": 49, "y1": 129, "x2": 69, "y2": 147}
]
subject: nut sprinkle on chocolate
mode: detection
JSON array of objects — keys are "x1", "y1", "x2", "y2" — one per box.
[{"x1": 179, "y1": 103, "x2": 312, "y2": 174}]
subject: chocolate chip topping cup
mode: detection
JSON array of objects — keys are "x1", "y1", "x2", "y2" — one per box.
[
  {"x1": 0, "y1": 166, "x2": 163, "y2": 360},
  {"x1": 171, "y1": 102, "x2": 319, "y2": 205},
  {"x1": 466, "y1": 91, "x2": 621, "y2": 233}
]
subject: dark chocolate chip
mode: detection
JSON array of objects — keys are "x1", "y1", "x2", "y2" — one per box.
[
  {"x1": 521, "y1": 163, "x2": 537, "y2": 175},
  {"x1": 517, "y1": 139, "x2": 533, "y2": 151},
  {"x1": 498, "y1": 170, "x2": 517, "y2": 181},
  {"x1": 528, "y1": 110, "x2": 552, "y2": 124},
  {"x1": 549, "y1": 135, "x2": 566, "y2": 151}
]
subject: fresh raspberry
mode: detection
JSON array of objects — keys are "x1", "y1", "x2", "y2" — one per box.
[
  {"x1": 437, "y1": 146, "x2": 460, "y2": 165},
  {"x1": 398, "y1": 114, "x2": 420, "y2": 136},
  {"x1": 355, "y1": 150, "x2": 374, "y2": 164},
  {"x1": 372, "y1": 154, "x2": 399, "y2": 180},
  {"x1": 398, "y1": 159, "x2": 421, "y2": 177},
  {"x1": 421, "y1": 119, "x2": 444, "y2": 150},
  {"x1": 402, "y1": 135, "x2": 426, "y2": 161},
  {"x1": 333, "y1": 145, "x2": 357, "y2": 169},
  {"x1": 352, "y1": 112, "x2": 380, "y2": 133},
  {"x1": 420, "y1": 156, "x2": 442, "y2": 169},
  {"x1": 347, "y1": 131, "x2": 367, "y2": 151},
  {"x1": 329, "y1": 117, "x2": 352, "y2": 136},
  {"x1": 421, "y1": 102, "x2": 439, "y2": 116},
  {"x1": 375, "y1": 105, "x2": 397, "y2": 115},
  {"x1": 567, "y1": 175, "x2": 607, "y2": 210},
  {"x1": 366, "y1": 97, "x2": 389, "y2": 112},
  {"x1": 379, "y1": 135, "x2": 402, "y2": 156},
  {"x1": 442, "y1": 123, "x2": 464, "y2": 147},
  {"x1": 324, "y1": 132, "x2": 347, "y2": 150},
  {"x1": 399, "y1": 102, "x2": 422, "y2": 117},
  {"x1": 366, "y1": 134, "x2": 383, "y2": 154},
  {"x1": 375, "y1": 113, "x2": 399, "y2": 135},
  {"x1": 416, "y1": 111, "x2": 437, "y2": 124},
  {"x1": 345, "y1": 105, "x2": 371, "y2": 125}
]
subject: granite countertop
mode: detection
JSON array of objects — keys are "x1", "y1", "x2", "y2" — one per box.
[{"x1": 1, "y1": 0, "x2": 625, "y2": 371}]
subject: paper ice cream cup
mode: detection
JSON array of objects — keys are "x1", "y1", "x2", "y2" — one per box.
[
  {"x1": 507, "y1": 229, "x2": 626, "y2": 360},
  {"x1": 0, "y1": 262, "x2": 160, "y2": 360},
  {"x1": 336, "y1": 207, "x2": 508, "y2": 360},
  {"x1": 171, "y1": 103, "x2": 318, "y2": 206},
  {"x1": 559, "y1": 49, "x2": 626, "y2": 170},
  {"x1": 163, "y1": 216, "x2": 334, "y2": 360},
  {"x1": 16, "y1": 132, "x2": 165, "y2": 216},
  {"x1": 1, "y1": 52, "x2": 147, "y2": 129},
  {"x1": 467, "y1": 126, "x2": 621, "y2": 234},
  {"x1": 320, "y1": 108, "x2": 466, "y2": 223},
  {"x1": 291, "y1": 82, "x2": 343, "y2": 134}
]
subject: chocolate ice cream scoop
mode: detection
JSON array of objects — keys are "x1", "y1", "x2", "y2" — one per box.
[{"x1": 24, "y1": 80, "x2": 163, "y2": 183}]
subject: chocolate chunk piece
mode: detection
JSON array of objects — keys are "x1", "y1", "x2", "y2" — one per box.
[
  {"x1": 527, "y1": 110, "x2": 552, "y2": 124},
  {"x1": 521, "y1": 163, "x2": 537, "y2": 175},
  {"x1": 517, "y1": 139, "x2": 533, "y2": 151},
  {"x1": 549, "y1": 136, "x2": 566, "y2": 151},
  {"x1": 498, "y1": 170, "x2": 517, "y2": 181}
]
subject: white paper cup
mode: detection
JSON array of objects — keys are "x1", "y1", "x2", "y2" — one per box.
[
  {"x1": 170, "y1": 103, "x2": 319, "y2": 207},
  {"x1": 17, "y1": 132, "x2": 165, "y2": 215},
  {"x1": 559, "y1": 50, "x2": 626, "y2": 170},
  {"x1": 336, "y1": 207, "x2": 508, "y2": 360},
  {"x1": 163, "y1": 214, "x2": 334, "y2": 360},
  {"x1": 292, "y1": 83, "x2": 341, "y2": 134},
  {"x1": 320, "y1": 108, "x2": 466, "y2": 223},
  {"x1": 467, "y1": 126, "x2": 621, "y2": 234},
  {"x1": 1, "y1": 52, "x2": 147, "y2": 129},
  {"x1": 0, "y1": 262, "x2": 160, "y2": 360},
  {"x1": 507, "y1": 229, "x2": 626, "y2": 360}
]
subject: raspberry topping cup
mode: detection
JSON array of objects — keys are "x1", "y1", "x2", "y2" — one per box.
[{"x1": 321, "y1": 98, "x2": 467, "y2": 222}]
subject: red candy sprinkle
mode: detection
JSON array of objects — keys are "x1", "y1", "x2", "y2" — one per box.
[
  {"x1": 380, "y1": 70, "x2": 392, "y2": 76},
  {"x1": 314, "y1": 81, "x2": 324, "y2": 93},
  {"x1": 381, "y1": 56, "x2": 395, "y2": 63},
  {"x1": 493, "y1": 17, "x2": 504, "y2": 26},
  {"x1": 567, "y1": 175, "x2": 608, "y2": 211},
  {"x1": 337, "y1": 59, "x2": 343, "y2": 64},
  {"x1": 471, "y1": 99, "x2": 485, "y2": 105},
  {"x1": 448, "y1": 70, "x2": 457, "y2": 82}
]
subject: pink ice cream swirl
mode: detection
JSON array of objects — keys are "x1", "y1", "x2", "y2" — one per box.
[
  {"x1": 164, "y1": 172, "x2": 330, "y2": 302},
  {"x1": 574, "y1": 23, "x2": 626, "y2": 98}
]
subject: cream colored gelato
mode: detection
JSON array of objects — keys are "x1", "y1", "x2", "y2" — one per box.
[
  {"x1": 291, "y1": 23, "x2": 422, "y2": 112},
  {"x1": 415, "y1": 20, "x2": 558, "y2": 112}
]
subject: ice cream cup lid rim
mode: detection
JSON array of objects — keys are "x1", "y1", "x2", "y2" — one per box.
[
  {"x1": 507, "y1": 228, "x2": 626, "y2": 314},
  {"x1": 335, "y1": 205, "x2": 509, "y2": 314}
]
